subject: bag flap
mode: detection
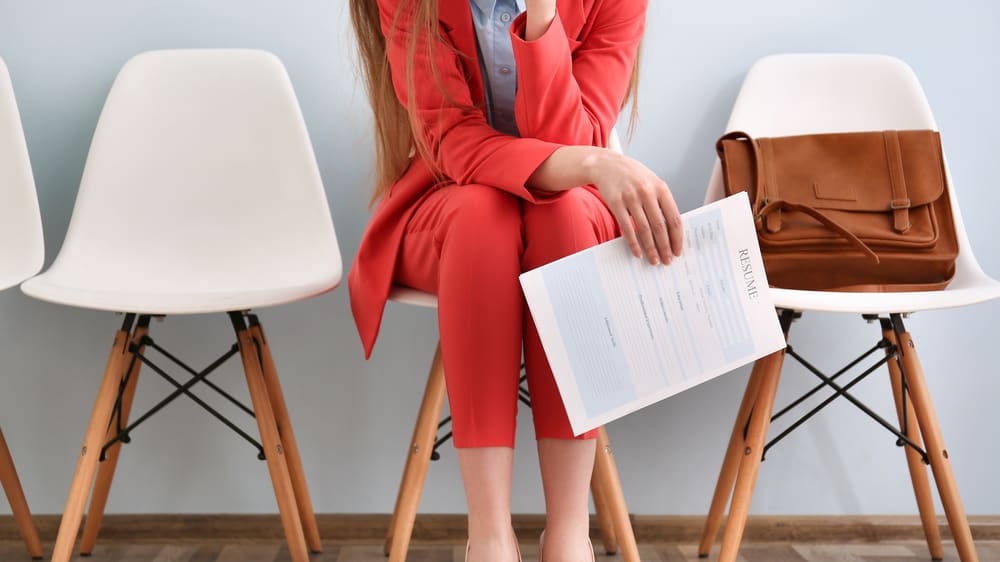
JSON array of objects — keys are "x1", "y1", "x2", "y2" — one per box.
[{"x1": 719, "y1": 130, "x2": 945, "y2": 212}]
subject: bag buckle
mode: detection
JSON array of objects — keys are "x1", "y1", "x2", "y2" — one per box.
[
  {"x1": 890, "y1": 198, "x2": 911, "y2": 210},
  {"x1": 753, "y1": 196, "x2": 769, "y2": 225}
]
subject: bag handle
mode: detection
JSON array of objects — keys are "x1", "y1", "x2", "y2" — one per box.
[{"x1": 758, "y1": 200, "x2": 880, "y2": 264}]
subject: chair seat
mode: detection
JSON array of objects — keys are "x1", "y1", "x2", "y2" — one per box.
[
  {"x1": 0, "y1": 273, "x2": 27, "y2": 293},
  {"x1": 391, "y1": 276, "x2": 1000, "y2": 316},
  {"x1": 21, "y1": 273, "x2": 339, "y2": 314},
  {"x1": 388, "y1": 285, "x2": 438, "y2": 309},
  {"x1": 0, "y1": 255, "x2": 41, "y2": 292},
  {"x1": 771, "y1": 270, "x2": 1000, "y2": 314}
]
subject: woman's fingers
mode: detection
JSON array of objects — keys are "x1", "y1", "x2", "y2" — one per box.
[
  {"x1": 657, "y1": 187, "x2": 684, "y2": 257},
  {"x1": 608, "y1": 198, "x2": 642, "y2": 259},
  {"x1": 628, "y1": 195, "x2": 659, "y2": 265},
  {"x1": 642, "y1": 186, "x2": 674, "y2": 265}
]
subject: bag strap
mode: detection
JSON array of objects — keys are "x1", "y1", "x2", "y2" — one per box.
[
  {"x1": 759, "y1": 200, "x2": 880, "y2": 263},
  {"x1": 717, "y1": 131, "x2": 780, "y2": 230},
  {"x1": 757, "y1": 137, "x2": 782, "y2": 232},
  {"x1": 883, "y1": 130, "x2": 912, "y2": 233}
]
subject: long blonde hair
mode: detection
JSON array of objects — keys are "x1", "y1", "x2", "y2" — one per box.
[{"x1": 349, "y1": 0, "x2": 640, "y2": 204}]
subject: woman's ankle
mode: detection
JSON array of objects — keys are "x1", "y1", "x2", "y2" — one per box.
[
  {"x1": 466, "y1": 526, "x2": 519, "y2": 561},
  {"x1": 539, "y1": 525, "x2": 592, "y2": 562}
]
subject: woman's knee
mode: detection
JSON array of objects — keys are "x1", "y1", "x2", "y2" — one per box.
[
  {"x1": 522, "y1": 187, "x2": 616, "y2": 268},
  {"x1": 436, "y1": 184, "x2": 524, "y2": 256}
]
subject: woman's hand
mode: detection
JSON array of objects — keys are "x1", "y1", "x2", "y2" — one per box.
[
  {"x1": 524, "y1": 0, "x2": 557, "y2": 40},
  {"x1": 527, "y1": 145, "x2": 684, "y2": 265},
  {"x1": 587, "y1": 149, "x2": 684, "y2": 265}
]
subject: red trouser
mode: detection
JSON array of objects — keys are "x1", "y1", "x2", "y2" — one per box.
[{"x1": 395, "y1": 183, "x2": 618, "y2": 448}]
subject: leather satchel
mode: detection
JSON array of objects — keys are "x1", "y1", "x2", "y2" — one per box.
[{"x1": 716, "y1": 130, "x2": 958, "y2": 291}]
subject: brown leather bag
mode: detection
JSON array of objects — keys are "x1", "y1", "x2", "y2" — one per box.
[{"x1": 716, "y1": 130, "x2": 958, "y2": 291}]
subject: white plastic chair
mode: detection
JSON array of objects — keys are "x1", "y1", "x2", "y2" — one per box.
[
  {"x1": 699, "y1": 54, "x2": 1000, "y2": 562},
  {"x1": 382, "y1": 130, "x2": 640, "y2": 562},
  {"x1": 0, "y1": 55, "x2": 45, "y2": 561},
  {"x1": 20, "y1": 49, "x2": 341, "y2": 562}
]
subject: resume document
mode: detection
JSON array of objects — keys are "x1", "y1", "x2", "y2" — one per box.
[{"x1": 520, "y1": 192, "x2": 786, "y2": 435}]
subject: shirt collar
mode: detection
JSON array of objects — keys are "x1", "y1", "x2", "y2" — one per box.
[{"x1": 471, "y1": 0, "x2": 526, "y2": 16}]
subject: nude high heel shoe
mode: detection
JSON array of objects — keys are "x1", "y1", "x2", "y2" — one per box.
[{"x1": 538, "y1": 531, "x2": 595, "y2": 562}]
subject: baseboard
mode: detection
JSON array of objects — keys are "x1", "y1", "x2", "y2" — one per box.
[{"x1": 1, "y1": 514, "x2": 998, "y2": 543}]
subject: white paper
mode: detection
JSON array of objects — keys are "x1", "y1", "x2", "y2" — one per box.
[{"x1": 519, "y1": 192, "x2": 786, "y2": 435}]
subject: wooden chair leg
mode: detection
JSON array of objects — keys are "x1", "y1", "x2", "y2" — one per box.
[
  {"x1": 882, "y1": 326, "x2": 944, "y2": 561},
  {"x1": 895, "y1": 328, "x2": 978, "y2": 562},
  {"x1": 718, "y1": 348, "x2": 786, "y2": 562},
  {"x1": 590, "y1": 461, "x2": 618, "y2": 555},
  {"x1": 232, "y1": 314, "x2": 309, "y2": 562},
  {"x1": 250, "y1": 318, "x2": 322, "y2": 553},
  {"x1": 0, "y1": 427, "x2": 43, "y2": 559},
  {"x1": 593, "y1": 426, "x2": 639, "y2": 562},
  {"x1": 79, "y1": 319, "x2": 149, "y2": 556},
  {"x1": 51, "y1": 318, "x2": 135, "y2": 562},
  {"x1": 385, "y1": 342, "x2": 447, "y2": 561},
  {"x1": 698, "y1": 359, "x2": 765, "y2": 557}
]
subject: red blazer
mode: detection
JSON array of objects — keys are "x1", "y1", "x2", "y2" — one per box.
[{"x1": 349, "y1": 0, "x2": 647, "y2": 357}]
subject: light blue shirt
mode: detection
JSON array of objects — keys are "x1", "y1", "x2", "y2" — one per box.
[{"x1": 470, "y1": 0, "x2": 526, "y2": 137}]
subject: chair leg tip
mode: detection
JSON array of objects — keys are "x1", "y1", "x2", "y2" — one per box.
[{"x1": 698, "y1": 553, "x2": 710, "y2": 559}]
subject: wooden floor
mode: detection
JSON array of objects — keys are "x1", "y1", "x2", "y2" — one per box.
[{"x1": 2, "y1": 539, "x2": 998, "y2": 561}]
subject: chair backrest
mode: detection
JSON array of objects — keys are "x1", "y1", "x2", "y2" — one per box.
[
  {"x1": 704, "y1": 54, "x2": 986, "y2": 284},
  {"x1": 41, "y1": 49, "x2": 341, "y2": 294},
  {"x1": 0, "y1": 57, "x2": 44, "y2": 290},
  {"x1": 608, "y1": 127, "x2": 623, "y2": 154}
]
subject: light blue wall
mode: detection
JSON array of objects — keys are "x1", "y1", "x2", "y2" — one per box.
[{"x1": 0, "y1": 0, "x2": 997, "y2": 517}]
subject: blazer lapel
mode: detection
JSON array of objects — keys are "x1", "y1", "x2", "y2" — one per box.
[{"x1": 438, "y1": 0, "x2": 485, "y2": 105}]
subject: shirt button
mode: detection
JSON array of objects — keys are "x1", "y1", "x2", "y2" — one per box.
[
  {"x1": 499, "y1": 66, "x2": 512, "y2": 75},
  {"x1": 500, "y1": 12, "x2": 512, "y2": 23}
]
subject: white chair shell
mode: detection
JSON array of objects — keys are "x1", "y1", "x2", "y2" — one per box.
[
  {"x1": 21, "y1": 49, "x2": 341, "y2": 314},
  {"x1": 704, "y1": 53, "x2": 1000, "y2": 314}
]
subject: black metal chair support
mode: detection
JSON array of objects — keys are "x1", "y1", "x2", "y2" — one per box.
[
  {"x1": 759, "y1": 313, "x2": 929, "y2": 463},
  {"x1": 99, "y1": 312, "x2": 268, "y2": 462}
]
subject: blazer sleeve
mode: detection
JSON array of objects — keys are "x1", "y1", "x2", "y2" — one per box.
[
  {"x1": 376, "y1": 0, "x2": 562, "y2": 201},
  {"x1": 509, "y1": 0, "x2": 646, "y2": 147}
]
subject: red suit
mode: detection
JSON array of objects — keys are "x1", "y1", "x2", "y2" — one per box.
[{"x1": 350, "y1": 0, "x2": 646, "y2": 446}]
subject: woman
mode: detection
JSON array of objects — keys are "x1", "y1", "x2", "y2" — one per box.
[{"x1": 349, "y1": 0, "x2": 682, "y2": 559}]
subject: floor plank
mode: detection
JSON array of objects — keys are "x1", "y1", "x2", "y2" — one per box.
[{"x1": 0, "y1": 539, "x2": 997, "y2": 561}]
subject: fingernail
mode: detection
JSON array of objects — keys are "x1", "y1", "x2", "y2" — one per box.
[{"x1": 651, "y1": 256, "x2": 659, "y2": 265}]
